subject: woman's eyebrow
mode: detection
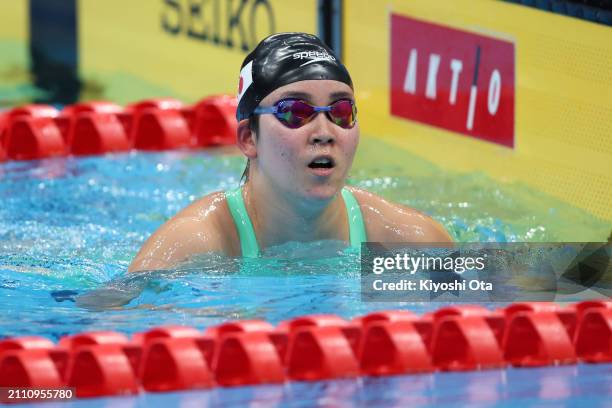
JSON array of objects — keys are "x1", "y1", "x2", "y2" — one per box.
[
  {"x1": 329, "y1": 91, "x2": 354, "y2": 101},
  {"x1": 277, "y1": 91, "x2": 312, "y2": 100},
  {"x1": 275, "y1": 91, "x2": 354, "y2": 103}
]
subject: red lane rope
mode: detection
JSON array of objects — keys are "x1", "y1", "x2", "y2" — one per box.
[
  {"x1": 1, "y1": 300, "x2": 611, "y2": 400},
  {"x1": 0, "y1": 96, "x2": 238, "y2": 162}
]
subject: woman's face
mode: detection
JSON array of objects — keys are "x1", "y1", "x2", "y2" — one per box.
[{"x1": 251, "y1": 79, "x2": 359, "y2": 202}]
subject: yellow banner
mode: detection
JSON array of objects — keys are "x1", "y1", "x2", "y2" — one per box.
[
  {"x1": 344, "y1": 0, "x2": 612, "y2": 221},
  {"x1": 79, "y1": 0, "x2": 317, "y2": 103},
  {"x1": 0, "y1": 1, "x2": 26, "y2": 40},
  {"x1": 0, "y1": 1, "x2": 29, "y2": 107}
]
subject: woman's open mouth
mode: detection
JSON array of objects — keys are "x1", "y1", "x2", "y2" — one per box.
[{"x1": 307, "y1": 156, "x2": 336, "y2": 176}]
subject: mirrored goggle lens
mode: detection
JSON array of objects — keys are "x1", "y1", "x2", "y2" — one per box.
[
  {"x1": 329, "y1": 100, "x2": 356, "y2": 129},
  {"x1": 274, "y1": 99, "x2": 356, "y2": 129},
  {"x1": 277, "y1": 100, "x2": 315, "y2": 128}
]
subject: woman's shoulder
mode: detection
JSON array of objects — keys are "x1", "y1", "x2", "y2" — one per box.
[
  {"x1": 346, "y1": 186, "x2": 452, "y2": 243},
  {"x1": 344, "y1": 186, "x2": 418, "y2": 216},
  {"x1": 174, "y1": 190, "x2": 240, "y2": 247},
  {"x1": 128, "y1": 191, "x2": 239, "y2": 272},
  {"x1": 175, "y1": 191, "x2": 228, "y2": 219}
]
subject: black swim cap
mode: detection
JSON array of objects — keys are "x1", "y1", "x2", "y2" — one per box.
[{"x1": 236, "y1": 32, "x2": 353, "y2": 121}]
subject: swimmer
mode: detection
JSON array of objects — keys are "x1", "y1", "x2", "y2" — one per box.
[{"x1": 128, "y1": 32, "x2": 451, "y2": 272}]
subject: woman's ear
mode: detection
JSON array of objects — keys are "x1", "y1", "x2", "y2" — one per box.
[{"x1": 237, "y1": 119, "x2": 257, "y2": 159}]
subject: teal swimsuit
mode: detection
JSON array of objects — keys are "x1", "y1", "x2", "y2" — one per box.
[{"x1": 225, "y1": 187, "x2": 367, "y2": 257}]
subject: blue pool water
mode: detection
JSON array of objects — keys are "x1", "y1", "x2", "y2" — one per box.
[
  {"x1": 11, "y1": 364, "x2": 612, "y2": 407},
  {"x1": 1, "y1": 143, "x2": 610, "y2": 407}
]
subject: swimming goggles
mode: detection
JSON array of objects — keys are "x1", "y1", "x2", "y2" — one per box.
[{"x1": 253, "y1": 98, "x2": 357, "y2": 129}]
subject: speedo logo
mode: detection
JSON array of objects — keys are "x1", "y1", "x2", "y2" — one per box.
[{"x1": 292, "y1": 51, "x2": 336, "y2": 61}]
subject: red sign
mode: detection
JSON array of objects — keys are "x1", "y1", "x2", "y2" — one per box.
[{"x1": 390, "y1": 14, "x2": 515, "y2": 147}]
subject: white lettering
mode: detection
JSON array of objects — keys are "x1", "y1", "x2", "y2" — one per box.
[
  {"x1": 487, "y1": 69, "x2": 501, "y2": 115},
  {"x1": 372, "y1": 257, "x2": 384, "y2": 274},
  {"x1": 292, "y1": 51, "x2": 335, "y2": 60},
  {"x1": 466, "y1": 85, "x2": 477, "y2": 130},
  {"x1": 373, "y1": 279, "x2": 383, "y2": 290},
  {"x1": 403, "y1": 49, "x2": 418, "y2": 94},
  {"x1": 425, "y1": 53, "x2": 441, "y2": 100},
  {"x1": 449, "y1": 59, "x2": 463, "y2": 105},
  {"x1": 372, "y1": 280, "x2": 414, "y2": 291},
  {"x1": 469, "y1": 279, "x2": 493, "y2": 290},
  {"x1": 409, "y1": 256, "x2": 421, "y2": 273},
  {"x1": 419, "y1": 279, "x2": 468, "y2": 292}
]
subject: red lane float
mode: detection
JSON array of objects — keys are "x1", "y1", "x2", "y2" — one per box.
[
  {"x1": 573, "y1": 300, "x2": 612, "y2": 318},
  {"x1": 203, "y1": 319, "x2": 281, "y2": 370},
  {"x1": 503, "y1": 302, "x2": 578, "y2": 340},
  {"x1": 279, "y1": 314, "x2": 361, "y2": 358},
  {"x1": 0, "y1": 97, "x2": 239, "y2": 161},
  {"x1": 503, "y1": 311, "x2": 577, "y2": 367},
  {"x1": 286, "y1": 326, "x2": 360, "y2": 381},
  {"x1": 354, "y1": 310, "x2": 435, "y2": 356},
  {"x1": 0, "y1": 336, "x2": 70, "y2": 381},
  {"x1": 66, "y1": 344, "x2": 139, "y2": 397},
  {"x1": 435, "y1": 305, "x2": 506, "y2": 346},
  {"x1": 574, "y1": 308, "x2": 612, "y2": 363},
  {"x1": 69, "y1": 113, "x2": 130, "y2": 155},
  {"x1": 128, "y1": 97, "x2": 184, "y2": 112},
  {"x1": 213, "y1": 332, "x2": 285, "y2": 386},
  {"x1": 138, "y1": 325, "x2": 202, "y2": 343},
  {"x1": 431, "y1": 316, "x2": 505, "y2": 371},
  {"x1": 1, "y1": 300, "x2": 612, "y2": 403},
  {"x1": 58, "y1": 331, "x2": 129, "y2": 350},
  {"x1": 0, "y1": 114, "x2": 7, "y2": 162},
  {"x1": 192, "y1": 95, "x2": 238, "y2": 146},
  {"x1": 54, "y1": 101, "x2": 123, "y2": 147},
  {"x1": 124, "y1": 98, "x2": 184, "y2": 138},
  {"x1": 207, "y1": 319, "x2": 275, "y2": 337},
  {"x1": 359, "y1": 321, "x2": 432, "y2": 375},
  {"x1": 140, "y1": 337, "x2": 214, "y2": 392},
  {"x1": 55, "y1": 101, "x2": 124, "y2": 135},
  {"x1": 127, "y1": 98, "x2": 191, "y2": 150},
  {"x1": 355, "y1": 310, "x2": 418, "y2": 326},
  {"x1": 131, "y1": 109, "x2": 191, "y2": 150},
  {"x1": 6, "y1": 104, "x2": 59, "y2": 120},
  {"x1": 0, "y1": 336, "x2": 55, "y2": 352},
  {"x1": 503, "y1": 302, "x2": 578, "y2": 338},
  {"x1": 5, "y1": 117, "x2": 66, "y2": 160},
  {"x1": 2, "y1": 104, "x2": 61, "y2": 158},
  {"x1": 0, "y1": 349, "x2": 63, "y2": 388}
]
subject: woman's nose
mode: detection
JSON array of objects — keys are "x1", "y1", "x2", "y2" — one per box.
[{"x1": 308, "y1": 113, "x2": 336, "y2": 145}]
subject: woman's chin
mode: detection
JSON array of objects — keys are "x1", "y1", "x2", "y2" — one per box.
[{"x1": 302, "y1": 184, "x2": 343, "y2": 202}]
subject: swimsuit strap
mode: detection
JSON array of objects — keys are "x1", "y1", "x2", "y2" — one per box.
[
  {"x1": 341, "y1": 188, "x2": 367, "y2": 248},
  {"x1": 225, "y1": 187, "x2": 260, "y2": 257},
  {"x1": 225, "y1": 186, "x2": 367, "y2": 257}
]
